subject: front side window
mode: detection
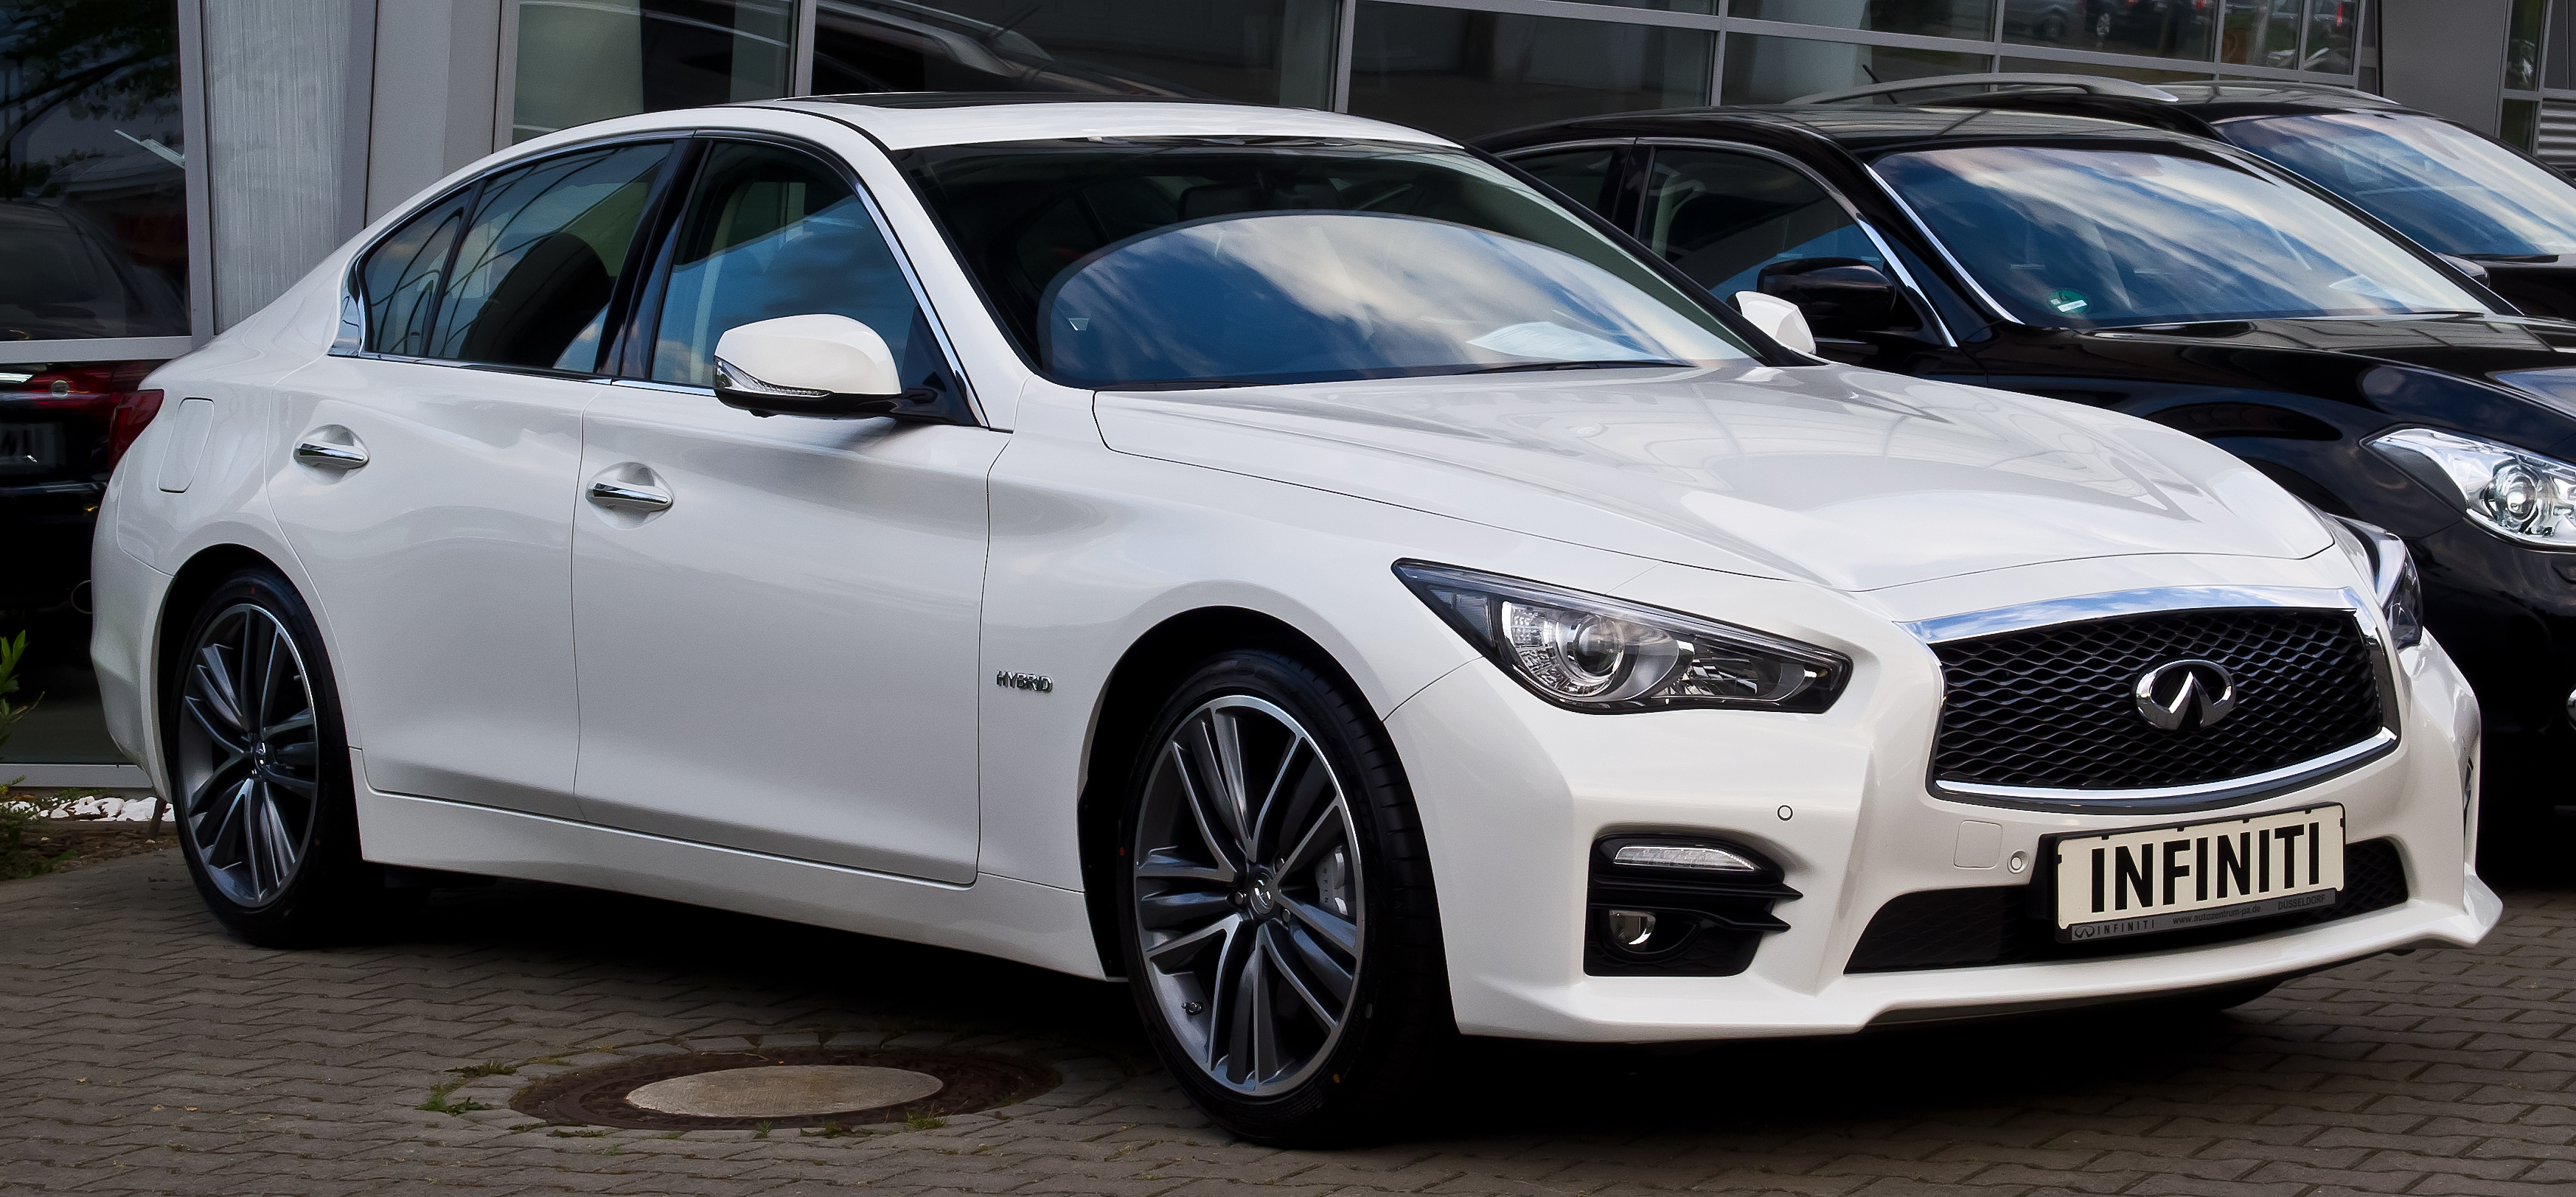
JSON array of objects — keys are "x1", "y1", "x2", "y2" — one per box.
[
  {"x1": 1875, "y1": 144, "x2": 2488, "y2": 329},
  {"x1": 647, "y1": 141, "x2": 944, "y2": 394},
  {"x1": 1509, "y1": 147, "x2": 1618, "y2": 216},
  {"x1": 1637, "y1": 148, "x2": 1889, "y2": 299},
  {"x1": 429, "y1": 144, "x2": 672, "y2": 371},
  {"x1": 901, "y1": 138, "x2": 1750, "y2": 389},
  {"x1": 2222, "y1": 112, "x2": 2576, "y2": 259}
]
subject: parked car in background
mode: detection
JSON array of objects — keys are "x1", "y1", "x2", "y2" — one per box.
[
  {"x1": 1481, "y1": 105, "x2": 2576, "y2": 842},
  {"x1": 96, "y1": 95, "x2": 2490, "y2": 1143},
  {"x1": 1794, "y1": 75, "x2": 2576, "y2": 321}
]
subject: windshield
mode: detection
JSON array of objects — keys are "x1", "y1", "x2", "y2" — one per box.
[
  {"x1": 1875, "y1": 144, "x2": 2488, "y2": 329},
  {"x1": 2222, "y1": 112, "x2": 2576, "y2": 259},
  {"x1": 900, "y1": 139, "x2": 1750, "y2": 388}
]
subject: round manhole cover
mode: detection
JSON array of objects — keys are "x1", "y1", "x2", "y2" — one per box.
[{"x1": 510, "y1": 1047, "x2": 1059, "y2": 1130}]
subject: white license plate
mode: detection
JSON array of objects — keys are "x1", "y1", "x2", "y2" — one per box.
[
  {"x1": 2050, "y1": 804, "x2": 2344, "y2": 942},
  {"x1": 0, "y1": 422, "x2": 62, "y2": 475}
]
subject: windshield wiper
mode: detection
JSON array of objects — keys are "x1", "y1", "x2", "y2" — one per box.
[{"x1": 1458, "y1": 359, "x2": 1693, "y2": 374}]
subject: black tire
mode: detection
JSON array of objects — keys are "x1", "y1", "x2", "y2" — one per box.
[
  {"x1": 1114, "y1": 649, "x2": 1454, "y2": 1146},
  {"x1": 164, "y1": 567, "x2": 403, "y2": 946}
]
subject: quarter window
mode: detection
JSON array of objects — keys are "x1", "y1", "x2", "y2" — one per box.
[
  {"x1": 427, "y1": 143, "x2": 672, "y2": 371},
  {"x1": 357, "y1": 193, "x2": 471, "y2": 358},
  {"x1": 647, "y1": 141, "x2": 940, "y2": 393},
  {"x1": 1512, "y1": 148, "x2": 1620, "y2": 217},
  {"x1": 1637, "y1": 148, "x2": 1889, "y2": 298}
]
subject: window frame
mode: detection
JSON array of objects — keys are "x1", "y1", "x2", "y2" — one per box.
[
  {"x1": 331, "y1": 127, "x2": 983, "y2": 423},
  {"x1": 332, "y1": 132, "x2": 689, "y2": 378},
  {"x1": 610, "y1": 130, "x2": 981, "y2": 423}
]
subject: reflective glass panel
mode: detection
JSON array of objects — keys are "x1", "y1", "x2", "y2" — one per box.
[
  {"x1": 1722, "y1": 35, "x2": 1988, "y2": 105},
  {"x1": 2004, "y1": 0, "x2": 2213, "y2": 60},
  {"x1": 649, "y1": 141, "x2": 944, "y2": 394},
  {"x1": 511, "y1": 0, "x2": 795, "y2": 143},
  {"x1": 2310, "y1": 0, "x2": 2358, "y2": 74},
  {"x1": 1997, "y1": 55, "x2": 2215, "y2": 83},
  {"x1": 1348, "y1": 5, "x2": 1713, "y2": 140},
  {"x1": 1637, "y1": 148, "x2": 1885, "y2": 299},
  {"x1": 2513, "y1": 0, "x2": 2547, "y2": 91},
  {"x1": 1512, "y1": 148, "x2": 1621, "y2": 217},
  {"x1": 812, "y1": 0, "x2": 1338, "y2": 107},
  {"x1": 900, "y1": 139, "x2": 1749, "y2": 388},
  {"x1": 358, "y1": 193, "x2": 472, "y2": 358},
  {"x1": 2225, "y1": 111, "x2": 2576, "y2": 257},
  {"x1": 429, "y1": 144, "x2": 671, "y2": 371},
  {"x1": 1736, "y1": 0, "x2": 1994, "y2": 41},
  {"x1": 2220, "y1": 0, "x2": 2303, "y2": 68},
  {"x1": 1876, "y1": 144, "x2": 2487, "y2": 327},
  {"x1": 0, "y1": 0, "x2": 187, "y2": 341}
]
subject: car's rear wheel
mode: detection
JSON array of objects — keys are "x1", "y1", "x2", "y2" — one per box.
[
  {"x1": 1116, "y1": 649, "x2": 1452, "y2": 1145},
  {"x1": 167, "y1": 568, "x2": 394, "y2": 946}
]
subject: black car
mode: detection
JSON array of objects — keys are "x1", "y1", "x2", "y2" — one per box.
[
  {"x1": 1792, "y1": 74, "x2": 2576, "y2": 320},
  {"x1": 1477, "y1": 105, "x2": 2576, "y2": 836}
]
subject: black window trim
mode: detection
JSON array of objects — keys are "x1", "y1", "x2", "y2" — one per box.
[{"x1": 1624, "y1": 136, "x2": 1962, "y2": 349}]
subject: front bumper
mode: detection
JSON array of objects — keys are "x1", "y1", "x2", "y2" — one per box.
[{"x1": 1386, "y1": 560, "x2": 2496, "y2": 1042}]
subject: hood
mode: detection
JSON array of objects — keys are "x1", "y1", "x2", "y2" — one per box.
[{"x1": 1094, "y1": 362, "x2": 2330, "y2": 591}]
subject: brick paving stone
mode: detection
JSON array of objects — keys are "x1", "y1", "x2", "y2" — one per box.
[{"x1": 7, "y1": 853, "x2": 2576, "y2": 1196}]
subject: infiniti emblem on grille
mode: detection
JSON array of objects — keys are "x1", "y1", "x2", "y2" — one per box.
[{"x1": 2134, "y1": 659, "x2": 2238, "y2": 731}]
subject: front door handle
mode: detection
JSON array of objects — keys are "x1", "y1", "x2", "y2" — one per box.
[
  {"x1": 587, "y1": 479, "x2": 672, "y2": 512},
  {"x1": 293, "y1": 427, "x2": 368, "y2": 470}
]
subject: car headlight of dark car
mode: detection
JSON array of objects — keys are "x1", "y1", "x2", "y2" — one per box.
[
  {"x1": 1394, "y1": 561, "x2": 1850, "y2": 713},
  {"x1": 2369, "y1": 427, "x2": 2576, "y2": 549}
]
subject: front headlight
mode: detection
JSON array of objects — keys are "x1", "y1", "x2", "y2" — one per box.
[
  {"x1": 1393, "y1": 561, "x2": 1850, "y2": 713},
  {"x1": 2325, "y1": 512, "x2": 2424, "y2": 650},
  {"x1": 2367, "y1": 426, "x2": 2576, "y2": 545}
]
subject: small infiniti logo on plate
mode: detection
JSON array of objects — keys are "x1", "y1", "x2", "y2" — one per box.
[{"x1": 2134, "y1": 659, "x2": 2236, "y2": 731}]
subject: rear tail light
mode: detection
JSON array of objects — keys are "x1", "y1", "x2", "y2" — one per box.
[{"x1": 8, "y1": 360, "x2": 167, "y2": 472}]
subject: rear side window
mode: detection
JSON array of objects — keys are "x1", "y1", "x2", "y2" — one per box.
[
  {"x1": 647, "y1": 141, "x2": 938, "y2": 391},
  {"x1": 1638, "y1": 148, "x2": 1887, "y2": 297},
  {"x1": 356, "y1": 192, "x2": 470, "y2": 358},
  {"x1": 430, "y1": 144, "x2": 672, "y2": 371},
  {"x1": 356, "y1": 144, "x2": 670, "y2": 369}
]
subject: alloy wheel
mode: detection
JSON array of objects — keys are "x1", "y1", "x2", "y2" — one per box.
[
  {"x1": 1132, "y1": 695, "x2": 1363, "y2": 1096},
  {"x1": 174, "y1": 602, "x2": 322, "y2": 907}
]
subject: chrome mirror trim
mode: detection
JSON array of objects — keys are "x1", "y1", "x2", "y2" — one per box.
[{"x1": 1932, "y1": 730, "x2": 2398, "y2": 815}]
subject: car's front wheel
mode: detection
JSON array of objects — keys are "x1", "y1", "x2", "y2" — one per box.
[
  {"x1": 1115, "y1": 649, "x2": 1452, "y2": 1145},
  {"x1": 167, "y1": 568, "x2": 394, "y2": 946}
]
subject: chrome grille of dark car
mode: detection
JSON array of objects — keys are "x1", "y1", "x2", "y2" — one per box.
[{"x1": 1930, "y1": 608, "x2": 2384, "y2": 792}]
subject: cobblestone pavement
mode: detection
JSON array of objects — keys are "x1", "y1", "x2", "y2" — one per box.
[{"x1": 6, "y1": 849, "x2": 2575, "y2": 1197}]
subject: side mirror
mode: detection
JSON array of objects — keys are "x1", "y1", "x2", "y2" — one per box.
[
  {"x1": 1756, "y1": 257, "x2": 1907, "y2": 338},
  {"x1": 1733, "y1": 290, "x2": 1817, "y2": 355},
  {"x1": 713, "y1": 314, "x2": 924, "y2": 420}
]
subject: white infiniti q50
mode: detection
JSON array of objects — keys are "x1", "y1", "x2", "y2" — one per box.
[{"x1": 91, "y1": 96, "x2": 2497, "y2": 1143}]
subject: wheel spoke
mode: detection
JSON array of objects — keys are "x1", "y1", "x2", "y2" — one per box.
[
  {"x1": 1203, "y1": 912, "x2": 1259, "y2": 1075},
  {"x1": 1244, "y1": 946, "x2": 1280, "y2": 1083},
  {"x1": 1280, "y1": 797, "x2": 1347, "y2": 875},
  {"x1": 192, "y1": 643, "x2": 248, "y2": 736},
  {"x1": 192, "y1": 773, "x2": 251, "y2": 854},
  {"x1": 251, "y1": 615, "x2": 285, "y2": 735},
  {"x1": 1207, "y1": 710, "x2": 1254, "y2": 859},
  {"x1": 1261, "y1": 922, "x2": 1342, "y2": 1030},
  {"x1": 1135, "y1": 848, "x2": 1231, "y2": 887},
  {"x1": 1282, "y1": 896, "x2": 1359, "y2": 959},
  {"x1": 253, "y1": 785, "x2": 299, "y2": 895},
  {"x1": 1282, "y1": 921, "x2": 1356, "y2": 1005},
  {"x1": 1143, "y1": 911, "x2": 1239, "y2": 971},
  {"x1": 1167, "y1": 741, "x2": 1244, "y2": 876},
  {"x1": 183, "y1": 696, "x2": 252, "y2": 760},
  {"x1": 1137, "y1": 889, "x2": 1233, "y2": 930},
  {"x1": 264, "y1": 711, "x2": 316, "y2": 742},
  {"x1": 1249, "y1": 738, "x2": 1313, "y2": 863}
]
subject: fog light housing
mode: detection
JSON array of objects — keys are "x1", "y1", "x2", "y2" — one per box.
[{"x1": 1584, "y1": 835, "x2": 1798, "y2": 977}]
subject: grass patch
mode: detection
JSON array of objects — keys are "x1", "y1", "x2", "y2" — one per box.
[
  {"x1": 417, "y1": 1081, "x2": 487, "y2": 1116},
  {"x1": 903, "y1": 1105, "x2": 947, "y2": 1131},
  {"x1": 448, "y1": 1061, "x2": 516, "y2": 1078}
]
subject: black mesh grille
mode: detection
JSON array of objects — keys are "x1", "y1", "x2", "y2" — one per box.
[
  {"x1": 1845, "y1": 837, "x2": 2408, "y2": 972},
  {"x1": 1932, "y1": 608, "x2": 2384, "y2": 791}
]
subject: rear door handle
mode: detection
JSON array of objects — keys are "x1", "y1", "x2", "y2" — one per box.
[
  {"x1": 587, "y1": 479, "x2": 672, "y2": 512},
  {"x1": 293, "y1": 427, "x2": 368, "y2": 470}
]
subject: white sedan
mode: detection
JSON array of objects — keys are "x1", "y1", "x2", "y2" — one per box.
[{"x1": 91, "y1": 96, "x2": 2497, "y2": 1143}]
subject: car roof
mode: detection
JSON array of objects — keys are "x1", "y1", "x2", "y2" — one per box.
[
  {"x1": 1481, "y1": 104, "x2": 2212, "y2": 155},
  {"x1": 759, "y1": 94, "x2": 1458, "y2": 151}
]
